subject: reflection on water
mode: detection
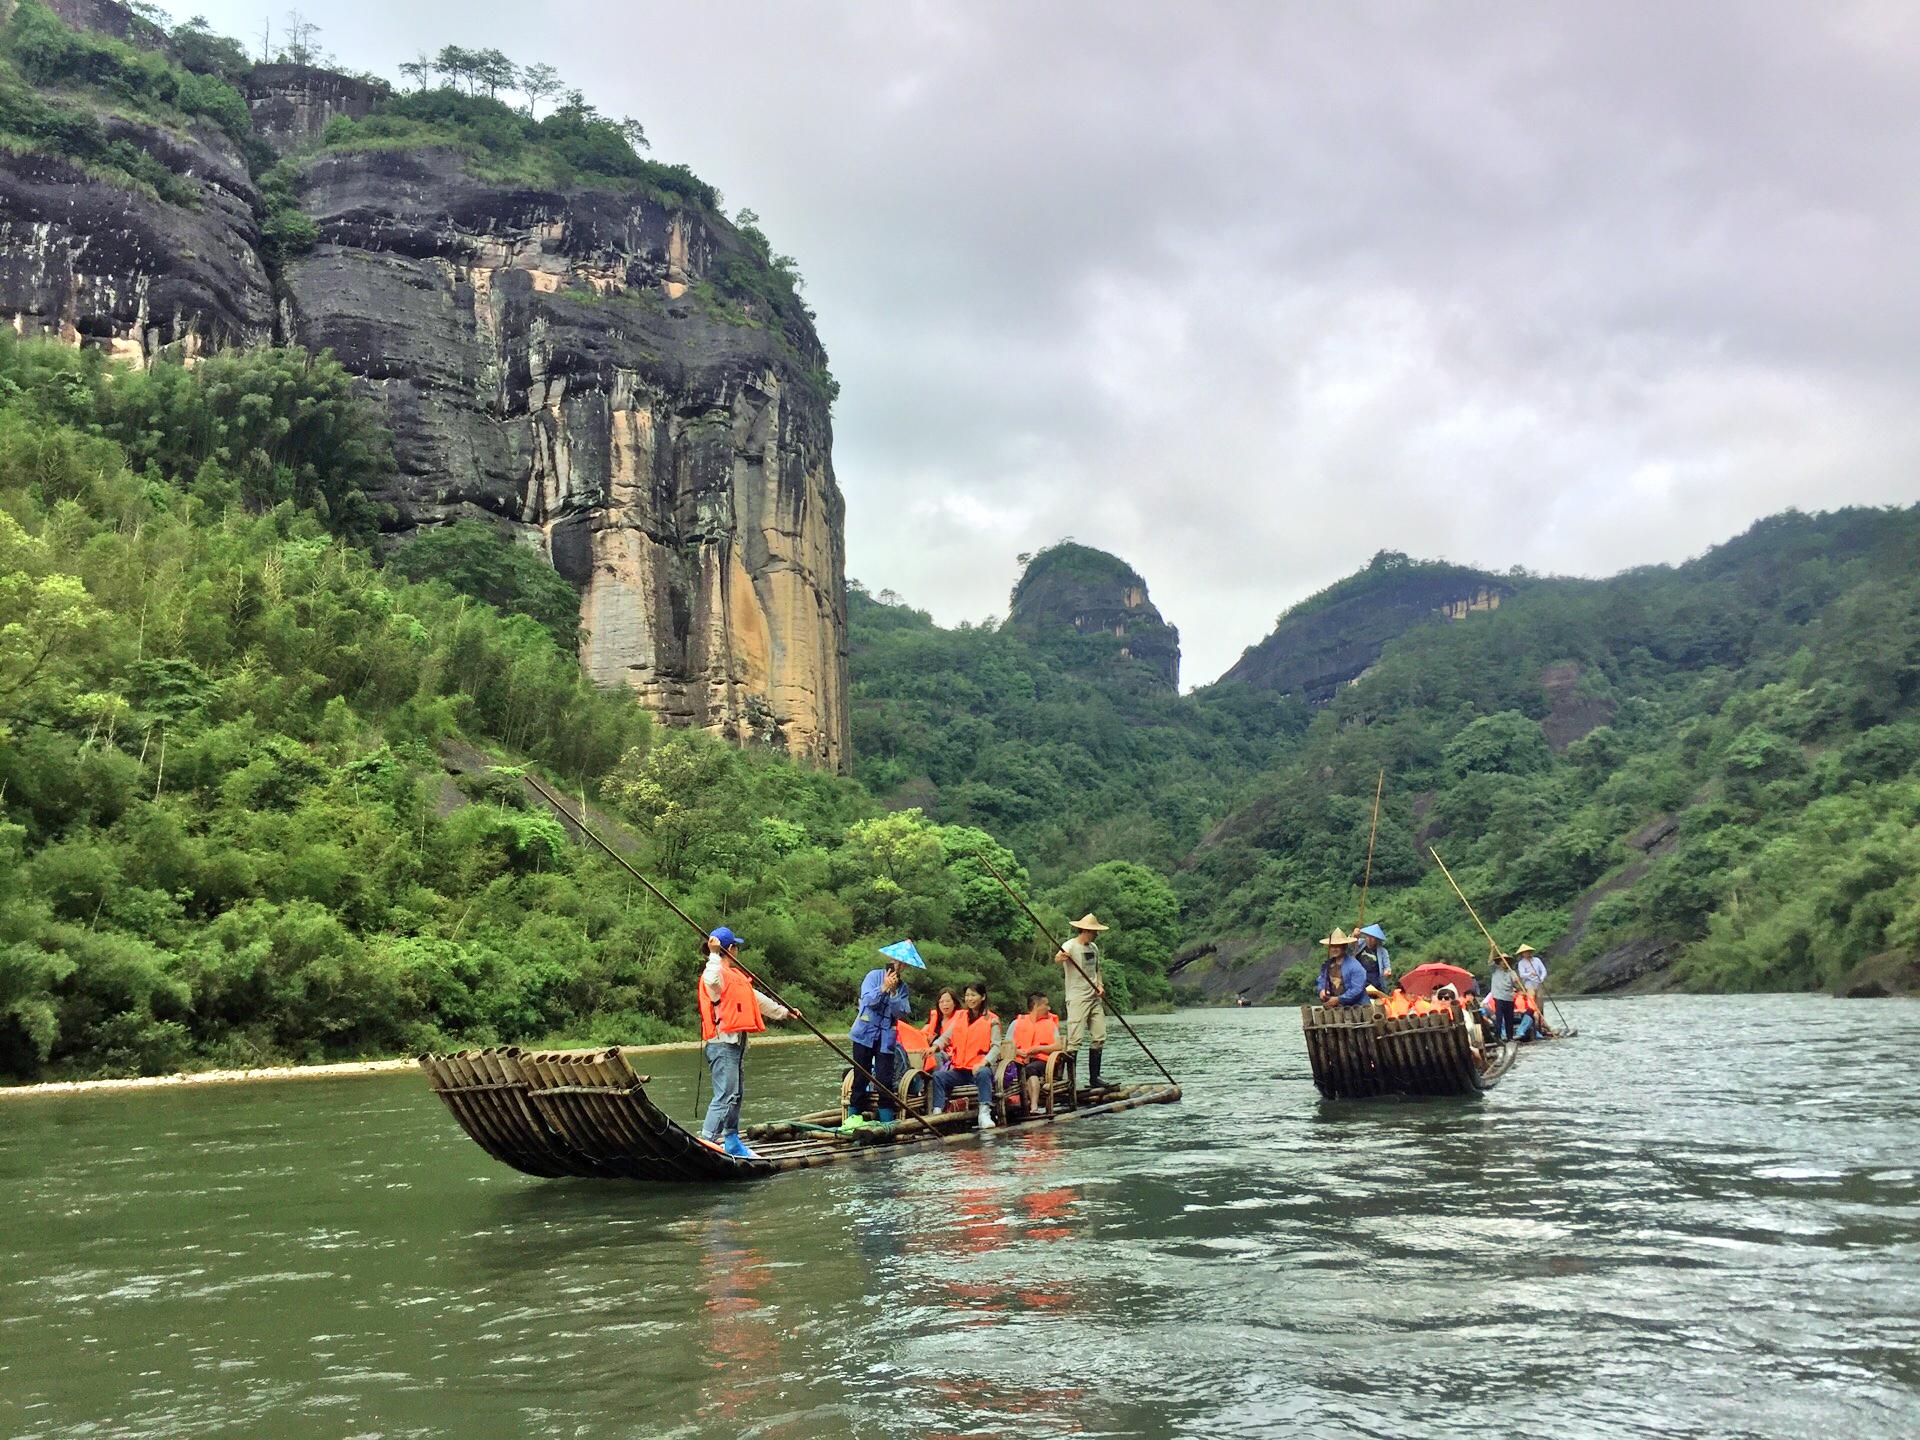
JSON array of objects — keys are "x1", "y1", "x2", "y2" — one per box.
[{"x1": 2, "y1": 997, "x2": 1918, "y2": 1439}]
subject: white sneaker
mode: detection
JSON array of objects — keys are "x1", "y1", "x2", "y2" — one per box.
[{"x1": 978, "y1": 1110, "x2": 997, "y2": 1130}]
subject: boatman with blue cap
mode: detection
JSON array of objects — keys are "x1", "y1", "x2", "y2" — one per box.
[
  {"x1": 698, "y1": 926, "x2": 798, "y2": 1160},
  {"x1": 849, "y1": 940, "x2": 922, "y2": 1121},
  {"x1": 1354, "y1": 923, "x2": 1393, "y2": 999}
]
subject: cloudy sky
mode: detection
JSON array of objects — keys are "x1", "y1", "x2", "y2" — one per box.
[{"x1": 196, "y1": 0, "x2": 1920, "y2": 684}]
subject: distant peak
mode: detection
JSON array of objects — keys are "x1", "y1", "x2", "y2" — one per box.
[{"x1": 1007, "y1": 542, "x2": 1179, "y2": 690}]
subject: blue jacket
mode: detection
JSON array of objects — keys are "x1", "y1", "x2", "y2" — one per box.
[
  {"x1": 1333, "y1": 956, "x2": 1369, "y2": 1007},
  {"x1": 850, "y1": 968, "x2": 913, "y2": 1051}
]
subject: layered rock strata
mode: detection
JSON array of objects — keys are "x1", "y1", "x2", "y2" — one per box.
[
  {"x1": 282, "y1": 147, "x2": 847, "y2": 768},
  {"x1": 0, "y1": 0, "x2": 850, "y2": 770}
]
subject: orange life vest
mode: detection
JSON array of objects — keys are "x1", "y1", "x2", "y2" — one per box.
[
  {"x1": 1516, "y1": 991, "x2": 1540, "y2": 1016},
  {"x1": 1383, "y1": 992, "x2": 1413, "y2": 1019},
  {"x1": 697, "y1": 960, "x2": 765, "y2": 1041},
  {"x1": 946, "y1": 1009, "x2": 999, "y2": 1071},
  {"x1": 923, "y1": 1008, "x2": 957, "y2": 1071},
  {"x1": 1011, "y1": 1013, "x2": 1058, "y2": 1058}
]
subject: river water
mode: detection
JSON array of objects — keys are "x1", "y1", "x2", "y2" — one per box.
[{"x1": 2, "y1": 997, "x2": 1917, "y2": 1439}]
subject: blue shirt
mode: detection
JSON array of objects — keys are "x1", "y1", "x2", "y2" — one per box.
[
  {"x1": 850, "y1": 968, "x2": 913, "y2": 1051},
  {"x1": 1333, "y1": 956, "x2": 1369, "y2": 1007}
]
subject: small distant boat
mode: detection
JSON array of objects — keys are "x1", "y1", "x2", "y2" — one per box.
[{"x1": 420, "y1": 1046, "x2": 1180, "y2": 1183}]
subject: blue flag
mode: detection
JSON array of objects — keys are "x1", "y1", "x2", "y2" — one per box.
[{"x1": 879, "y1": 939, "x2": 926, "y2": 969}]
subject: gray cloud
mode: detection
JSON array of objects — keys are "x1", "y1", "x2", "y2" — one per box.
[{"x1": 197, "y1": 0, "x2": 1920, "y2": 682}]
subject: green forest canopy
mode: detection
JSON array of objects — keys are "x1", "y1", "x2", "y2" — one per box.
[{"x1": 0, "y1": 334, "x2": 1165, "y2": 1082}]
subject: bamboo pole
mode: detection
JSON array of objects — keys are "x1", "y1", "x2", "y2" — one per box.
[
  {"x1": 520, "y1": 771, "x2": 938, "y2": 1137},
  {"x1": 1355, "y1": 768, "x2": 1384, "y2": 930},
  {"x1": 974, "y1": 852, "x2": 1181, "y2": 1091}
]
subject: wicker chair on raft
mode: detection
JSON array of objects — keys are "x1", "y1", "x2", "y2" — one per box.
[{"x1": 1301, "y1": 1001, "x2": 1516, "y2": 1099}]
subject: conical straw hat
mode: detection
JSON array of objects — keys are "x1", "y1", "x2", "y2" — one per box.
[
  {"x1": 1070, "y1": 913, "x2": 1109, "y2": 932},
  {"x1": 1319, "y1": 927, "x2": 1352, "y2": 947}
]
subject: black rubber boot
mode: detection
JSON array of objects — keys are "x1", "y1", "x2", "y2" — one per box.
[{"x1": 1088, "y1": 1047, "x2": 1102, "y2": 1088}]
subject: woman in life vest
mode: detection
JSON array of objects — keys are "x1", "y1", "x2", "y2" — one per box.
[
  {"x1": 929, "y1": 983, "x2": 1001, "y2": 1128},
  {"x1": 1382, "y1": 986, "x2": 1414, "y2": 1020},
  {"x1": 1008, "y1": 992, "x2": 1064, "y2": 1115},
  {"x1": 697, "y1": 927, "x2": 799, "y2": 1160},
  {"x1": 923, "y1": 989, "x2": 960, "y2": 1073}
]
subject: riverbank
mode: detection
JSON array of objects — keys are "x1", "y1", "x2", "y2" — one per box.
[{"x1": 0, "y1": 1032, "x2": 821, "y2": 1101}]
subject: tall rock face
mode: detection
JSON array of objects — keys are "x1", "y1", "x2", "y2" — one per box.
[
  {"x1": 1007, "y1": 542, "x2": 1180, "y2": 690},
  {"x1": 1222, "y1": 552, "x2": 1511, "y2": 703},
  {"x1": 241, "y1": 64, "x2": 390, "y2": 152},
  {"x1": 282, "y1": 147, "x2": 849, "y2": 768},
  {"x1": 0, "y1": 0, "x2": 850, "y2": 771},
  {"x1": 0, "y1": 119, "x2": 273, "y2": 362}
]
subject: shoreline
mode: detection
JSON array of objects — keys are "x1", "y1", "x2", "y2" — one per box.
[{"x1": 0, "y1": 1032, "x2": 822, "y2": 1102}]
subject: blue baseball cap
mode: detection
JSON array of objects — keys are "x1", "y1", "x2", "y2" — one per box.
[{"x1": 709, "y1": 927, "x2": 744, "y2": 949}]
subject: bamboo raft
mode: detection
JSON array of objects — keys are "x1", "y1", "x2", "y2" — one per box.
[
  {"x1": 419, "y1": 1046, "x2": 1181, "y2": 1182},
  {"x1": 1301, "y1": 1004, "x2": 1516, "y2": 1099}
]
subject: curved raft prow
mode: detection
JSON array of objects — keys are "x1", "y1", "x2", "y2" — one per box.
[
  {"x1": 420, "y1": 1046, "x2": 1181, "y2": 1182},
  {"x1": 1301, "y1": 1005, "x2": 1516, "y2": 1099}
]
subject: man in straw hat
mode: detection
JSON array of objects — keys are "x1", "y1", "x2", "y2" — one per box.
[
  {"x1": 1317, "y1": 928, "x2": 1370, "y2": 1008},
  {"x1": 1057, "y1": 914, "x2": 1111, "y2": 1089}
]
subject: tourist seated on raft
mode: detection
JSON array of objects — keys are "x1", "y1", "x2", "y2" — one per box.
[
  {"x1": 1003, "y1": 992, "x2": 1064, "y2": 1116},
  {"x1": 922, "y1": 988, "x2": 960, "y2": 1074},
  {"x1": 928, "y1": 983, "x2": 1000, "y2": 1130}
]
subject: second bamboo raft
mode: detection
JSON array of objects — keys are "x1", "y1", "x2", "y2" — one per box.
[{"x1": 1301, "y1": 1004, "x2": 1516, "y2": 1098}]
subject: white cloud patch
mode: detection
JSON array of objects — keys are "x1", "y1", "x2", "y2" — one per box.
[{"x1": 193, "y1": 0, "x2": 1920, "y2": 683}]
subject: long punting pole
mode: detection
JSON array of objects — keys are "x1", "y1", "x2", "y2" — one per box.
[
  {"x1": 1355, "y1": 768, "x2": 1385, "y2": 930},
  {"x1": 1428, "y1": 846, "x2": 1503, "y2": 954},
  {"x1": 975, "y1": 852, "x2": 1181, "y2": 1090},
  {"x1": 521, "y1": 772, "x2": 938, "y2": 1137},
  {"x1": 1430, "y1": 845, "x2": 1574, "y2": 1036}
]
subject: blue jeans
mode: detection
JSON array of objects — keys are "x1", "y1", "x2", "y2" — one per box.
[
  {"x1": 931, "y1": 1061, "x2": 994, "y2": 1113},
  {"x1": 702, "y1": 1038, "x2": 745, "y2": 1139},
  {"x1": 848, "y1": 1043, "x2": 897, "y2": 1116}
]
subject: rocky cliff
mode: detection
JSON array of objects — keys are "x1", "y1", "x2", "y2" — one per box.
[
  {"x1": 1006, "y1": 542, "x2": 1180, "y2": 690},
  {"x1": 0, "y1": 0, "x2": 850, "y2": 769},
  {"x1": 1221, "y1": 552, "x2": 1512, "y2": 703}
]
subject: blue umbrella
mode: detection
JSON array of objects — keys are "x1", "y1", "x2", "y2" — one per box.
[{"x1": 879, "y1": 939, "x2": 927, "y2": 969}]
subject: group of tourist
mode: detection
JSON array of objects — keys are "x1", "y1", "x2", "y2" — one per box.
[
  {"x1": 1313, "y1": 924, "x2": 1555, "y2": 1047},
  {"x1": 692, "y1": 914, "x2": 1119, "y2": 1160}
]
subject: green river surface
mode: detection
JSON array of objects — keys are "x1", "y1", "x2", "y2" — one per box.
[{"x1": 3, "y1": 997, "x2": 1918, "y2": 1439}]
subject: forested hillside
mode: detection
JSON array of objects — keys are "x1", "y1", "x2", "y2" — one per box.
[
  {"x1": 1179, "y1": 509, "x2": 1920, "y2": 999},
  {"x1": 0, "y1": 336, "x2": 1169, "y2": 1081},
  {"x1": 852, "y1": 513, "x2": 1920, "y2": 1003}
]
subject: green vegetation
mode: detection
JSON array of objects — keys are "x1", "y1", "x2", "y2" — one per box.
[
  {"x1": 849, "y1": 583, "x2": 1306, "y2": 879},
  {"x1": 0, "y1": 334, "x2": 1138, "y2": 1082},
  {"x1": 1182, "y1": 508, "x2": 1920, "y2": 997},
  {"x1": 0, "y1": 0, "x2": 250, "y2": 201},
  {"x1": 320, "y1": 87, "x2": 715, "y2": 208},
  {"x1": 390, "y1": 521, "x2": 582, "y2": 654}
]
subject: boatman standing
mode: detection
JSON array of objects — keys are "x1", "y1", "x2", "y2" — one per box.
[
  {"x1": 1323, "y1": 941, "x2": 1370, "y2": 1009},
  {"x1": 1514, "y1": 944, "x2": 1551, "y2": 1036},
  {"x1": 1057, "y1": 914, "x2": 1110, "y2": 1090},
  {"x1": 849, "y1": 940, "x2": 922, "y2": 1121},
  {"x1": 1486, "y1": 947, "x2": 1520, "y2": 1041},
  {"x1": 699, "y1": 927, "x2": 797, "y2": 1160}
]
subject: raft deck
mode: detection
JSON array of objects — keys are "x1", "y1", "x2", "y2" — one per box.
[
  {"x1": 1301, "y1": 1004, "x2": 1516, "y2": 1099},
  {"x1": 420, "y1": 1046, "x2": 1181, "y2": 1182}
]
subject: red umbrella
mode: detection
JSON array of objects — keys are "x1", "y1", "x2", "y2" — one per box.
[{"x1": 1399, "y1": 962, "x2": 1478, "y2": 999}]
